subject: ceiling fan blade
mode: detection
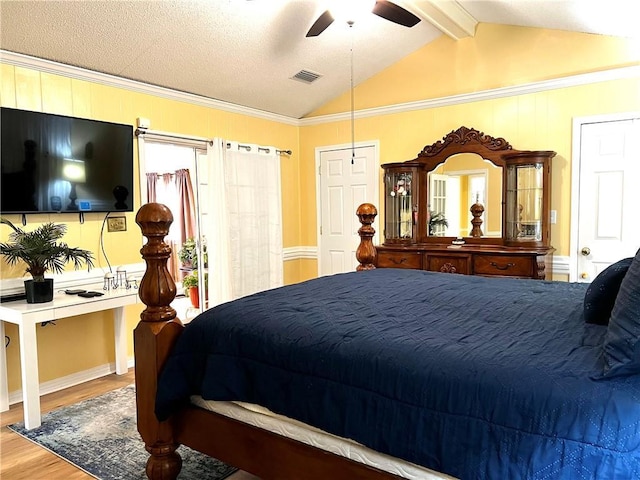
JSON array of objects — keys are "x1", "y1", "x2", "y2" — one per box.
[
  {"x1": 372, "y1": 0, "x2": 420, "y2": 28},
  {"x1": 306, "y1": 10, "x2": 335, "y2": 37}
]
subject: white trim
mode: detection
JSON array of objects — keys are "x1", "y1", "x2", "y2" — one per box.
[
  {"x1": 301, "y1": 66, "x2": 640, "y2": 126},
  {"x1": 283, "y1": 247, "x2": 318, "y2": 261},
  {"x1": 136, "y1": 127, "x2": 210, "y2": 211},
  {"x1": 569, "y1": 111, "x2": 640, "y2": 282},
  {"x1": 137, "y1": 132, "x2": 149, "y2": 206},
  {"x1": 552, "y1": 255, "x2": 570, "y2": 277},
  {"x1": 2, "y1": 50, "x2": 637, "y2": 126},
  {"x1": 8, "y1": 359, "x2": 135, "y2": 406},
  {"x1": 0, "y1": 262, "x2": 145, "y2": 296},
  {"x1": 0, "y1": 50, "x2": 298, "y2": 126}
]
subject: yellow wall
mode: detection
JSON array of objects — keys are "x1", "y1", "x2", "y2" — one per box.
[
  {"x1": 310, "y1": 23, "x2": 639, "y2": 116},
  {"x1": 1, "y1": 22, "x2": 639, "y2": 393},
  {"x1": 300, "y1": 24, "x2": 640, "y2": 266},
  {"x1": 0, "y1": 64, "x2": 300, "y2": 392}
]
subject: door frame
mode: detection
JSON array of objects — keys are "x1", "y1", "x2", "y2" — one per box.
[
  {"x1": 315, "y1": 141, "x2": 380, "y2": 274},
  {"x1": 569, "y1": 111, "x2": 640, "y2": 281}
]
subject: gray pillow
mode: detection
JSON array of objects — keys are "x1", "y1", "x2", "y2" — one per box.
[{"x1": 602, "y1": 249, "x2": 640, "y2": 376}]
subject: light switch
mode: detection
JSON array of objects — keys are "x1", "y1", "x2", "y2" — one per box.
[{"x1": 550, "y1": 210, "x2": 557, "y2": 224}]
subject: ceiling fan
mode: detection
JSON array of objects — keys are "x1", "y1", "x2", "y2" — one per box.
[{"x1": 306, "y1": 0, "x2": 421, "y2": 37}]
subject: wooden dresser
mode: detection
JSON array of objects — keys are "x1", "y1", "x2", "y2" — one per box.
[
  {"x1": 376, "y1": 244, "x2": 552, "y2": 279},
  {"x1": 355, "y1": 127, "x2": 555, "y2": 280}
]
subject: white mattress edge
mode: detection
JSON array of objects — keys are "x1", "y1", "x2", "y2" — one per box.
[{"x1": 190, "y1": 396, "x2": 457, "y2": 480}]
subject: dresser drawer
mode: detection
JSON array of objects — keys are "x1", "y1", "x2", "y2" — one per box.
[
  {"x1": 425, "y1": 254, "x2": 470, "y2": 274},
  {"x1": 377, "y1": 251, "x2": 422, "y2": 269},
  {"x1": 473, "y1": 255, "x2": 532, "y2": 277}
]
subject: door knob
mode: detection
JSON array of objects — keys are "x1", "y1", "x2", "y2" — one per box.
[
  {"x1": 581, "y1": 247, "x2": 591, "y2": 256},
  {"x1": 581, "y1": 272, "x2": 588, "y2": 279}
]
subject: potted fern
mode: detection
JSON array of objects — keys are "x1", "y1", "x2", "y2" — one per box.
[
  {"x1": 0, "y1": 219, "x2": 94, "y2": 303},
  {"x1": 178, "y1": 237, "x2": 208, "y2": 269},
  {"x1": 428, "y1": 211, "x2": 449, "y2": 236}
]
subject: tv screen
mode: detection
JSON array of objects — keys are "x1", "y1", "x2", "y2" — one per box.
[{"x1": 1, "y1": 108, "x2": 134, "y2": 214}]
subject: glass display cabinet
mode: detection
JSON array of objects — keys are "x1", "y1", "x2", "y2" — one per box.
[
  {"x1": 376, "y1": 127, "x2": 556, "y2": 279},
  {"x1": 504, "y1": 152, "x2": 551, "y2": 245},
  {"x1": 383, "y1": 166, "x2": 422, "y2": 243}
]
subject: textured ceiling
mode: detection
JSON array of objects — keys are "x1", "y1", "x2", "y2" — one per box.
[{"x1": 1, "y1": 0, "x2": 638, "y2": 119}]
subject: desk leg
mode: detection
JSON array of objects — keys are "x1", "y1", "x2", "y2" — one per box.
[
  {"x1": 0, "y1": 321, "x2": 9, "y2": 412},
  {"x1": 114, "y1": 307, "x2": 127, "y2": 375},
  {"x1": 19, "y1": 322, "x2": 41, "y2": 429}
]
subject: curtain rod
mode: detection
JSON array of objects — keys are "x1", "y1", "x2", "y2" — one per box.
[
  {"x1": 135, "y1": 127, "x2": 213, "y2": 146},
  {"x1": 226, "y1": 142, "x2": 292, "y2": 156}
]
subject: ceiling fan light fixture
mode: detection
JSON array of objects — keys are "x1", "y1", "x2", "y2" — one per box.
[{"x1": 328, "y1": 0, "x2": 376, "y2": 24}]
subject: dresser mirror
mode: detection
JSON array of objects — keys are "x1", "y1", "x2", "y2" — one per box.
[{"x1": 427, "y1": 153, "x2": 502, "y2": 238}]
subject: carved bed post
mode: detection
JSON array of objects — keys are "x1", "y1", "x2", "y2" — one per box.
[
  {"x1": 356, "y1": 203, "x2": 378, "y2": 271},
  {"x1": 134, "y1": 203, "x2": 184, "y2": 480}
]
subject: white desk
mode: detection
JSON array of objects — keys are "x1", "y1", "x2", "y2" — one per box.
[{"x1": 0, "y1": 285, "x2": 139, "y2": 429}]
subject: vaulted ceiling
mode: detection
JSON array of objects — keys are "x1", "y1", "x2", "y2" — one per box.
[{"x1": 1, "y1": 0, "x2": 637, "y2": 119}]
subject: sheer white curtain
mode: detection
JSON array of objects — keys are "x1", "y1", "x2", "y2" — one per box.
[
  {"x1": 206, "y1": 139, "x2": 283, "y2": 304},
  {"x1": 205, "y1": 139, "x2": 232, "y2": 306}
]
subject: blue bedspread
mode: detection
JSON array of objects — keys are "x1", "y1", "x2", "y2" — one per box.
[{"x1": 156, "y1": 269, "x2": 640, "y2": 479}]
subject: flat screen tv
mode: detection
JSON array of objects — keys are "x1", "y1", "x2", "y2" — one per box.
[{"x1": 1, "y1": 108, "x2": 134, "y2": 214}]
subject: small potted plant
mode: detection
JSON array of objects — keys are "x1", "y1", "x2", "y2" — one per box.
[
  {"x1": 0, "y1": 219, "x2": 94, "y2": 303},
  {"x1": 428, "y1": 211, "x2": 449, "y2": 236},
  {"x1": 178, "y1": 237, "x2": 208, "y2": 269},
  {"x1": 182, "y1": 270, "x2": 200, "y2": 308}
]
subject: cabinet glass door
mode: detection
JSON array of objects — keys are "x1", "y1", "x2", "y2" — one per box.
[
  {"x1": 506, "y1": 163, "x2": 544, "y2": 241},
  {"x1": 385, "y1": 171, "x2": 414, "y2": 241}
]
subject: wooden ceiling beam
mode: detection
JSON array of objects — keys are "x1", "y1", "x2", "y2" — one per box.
[{"x1": 410, "y1": 0, "x2": 478, "y2": 39}]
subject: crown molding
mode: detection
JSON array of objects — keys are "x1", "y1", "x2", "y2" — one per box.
[
  {"x1": 0, "y1": 50, "x2": 298, "y2": 126},
  {"x1": 2, "y1": 50, "x2": 637, "y2": 129},
  {"x1": 300, "y1": 65, "x2": 640, "y2": 126}
]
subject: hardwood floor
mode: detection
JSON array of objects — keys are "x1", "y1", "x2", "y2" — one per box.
[{"x1": 0, "y1": 370, "x2": 259, "y2": 480}]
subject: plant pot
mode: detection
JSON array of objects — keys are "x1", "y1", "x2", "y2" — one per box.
[
  {"x1": 188, "y1": 286, "x2": 200, "y2": 309},
  {"x1": 24, "y1": 278, "x2": 54, "y2": 303}
]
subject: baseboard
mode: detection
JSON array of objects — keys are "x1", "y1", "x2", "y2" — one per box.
[{"x1": 8, "y1": 357, "x2": 135, "y2": 406}]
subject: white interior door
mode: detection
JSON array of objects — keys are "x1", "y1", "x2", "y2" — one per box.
[
  {"x1": 574, "y1": 117, "x2": 640, "y2": 281},
  {"x1": 318, "y1": 144, "x2": 378, "y2": 276}
]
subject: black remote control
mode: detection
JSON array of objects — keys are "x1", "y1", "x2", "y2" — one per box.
[{"x1": 78, "y1": 291, "x2": 104, "y2": 298}]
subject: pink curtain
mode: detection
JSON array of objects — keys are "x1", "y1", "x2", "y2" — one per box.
[
  {"x1": 146, "y1": 169, "x2": 196, "y2": 282},
  {"x1": 146, "y1": 173, "x2": 158, "y2": 202},
  {"x1": 175, "y1": 169, "x2": 196, "y2": 245}
]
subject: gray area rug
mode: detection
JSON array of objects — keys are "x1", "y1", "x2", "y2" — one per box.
[{"x1": 9, "y1": 384, "x2": 237, "y2": 479}]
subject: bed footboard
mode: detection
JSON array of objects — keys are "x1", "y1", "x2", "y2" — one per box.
[{"x1": 135, "y1": 203, "x2": 185, "y2": 480}]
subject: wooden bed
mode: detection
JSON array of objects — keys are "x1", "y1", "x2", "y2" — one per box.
[
  {"x1": 134, "y1": 202, "x2": 408, "y2": 480},
  {"x1": 134, "y1": 202, "x2": 640, "y2": 480}
]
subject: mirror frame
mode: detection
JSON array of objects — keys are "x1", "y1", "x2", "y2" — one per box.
[{"x1": 411, "y1": 126, "x2": 516, "y2": 245}]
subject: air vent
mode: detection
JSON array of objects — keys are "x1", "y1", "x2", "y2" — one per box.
[{"x1": 291, "y1": 69, "x2": 322, "y2": 84}]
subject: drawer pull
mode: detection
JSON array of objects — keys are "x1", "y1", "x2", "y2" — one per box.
[
  {"x1": 440, "y1": 263, "x2": 458, "y2": 274},
  {"x1": 391, "y1": 257, "x2": 407, "y2": 265},
  {"x1": 490, "y1": 261, "x2": 515, "y2": 271}
]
